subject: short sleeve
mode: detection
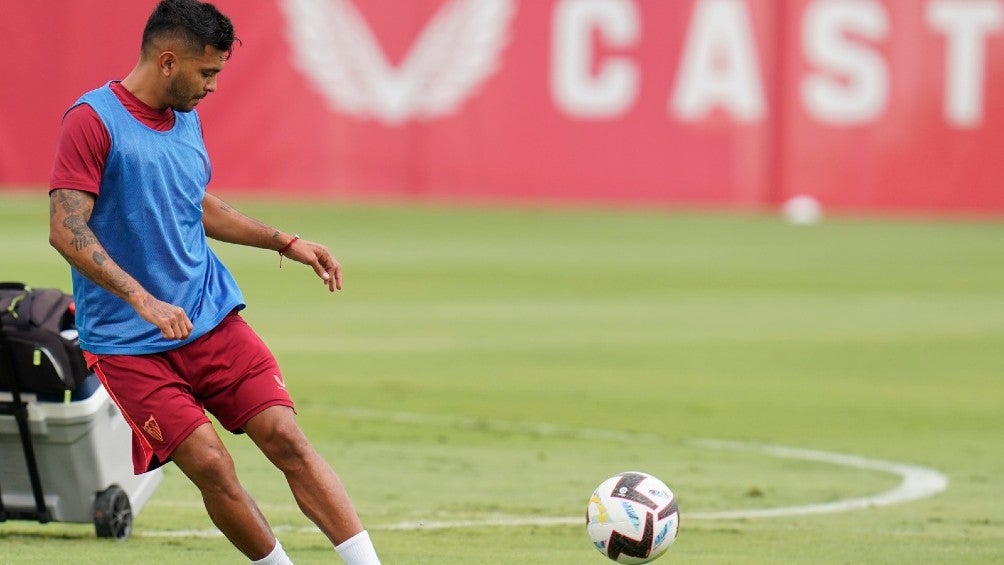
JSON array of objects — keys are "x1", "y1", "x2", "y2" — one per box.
[{"x1": 49, "y1": 104, "x2": 110, "y2": 195}]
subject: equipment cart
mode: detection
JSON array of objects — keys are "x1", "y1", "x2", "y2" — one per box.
[{"x1": 1, "y1": 287, "x2": 162, "y2": 539}]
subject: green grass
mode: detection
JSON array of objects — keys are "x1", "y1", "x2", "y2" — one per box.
[{"x1": 2, "y1": 192, "x2": 1003, "y2": 564}]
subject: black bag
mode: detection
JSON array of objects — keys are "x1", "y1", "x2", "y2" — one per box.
[{"x1": 0, "y1": 282, "x2": 89, "y2": 394}]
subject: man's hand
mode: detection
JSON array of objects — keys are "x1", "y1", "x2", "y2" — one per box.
[
  {"x1": 133, "y1": 293, "x2": 194, "y2": 340},
  {"x1": 281, "y1": 238, "x2": 343, "y2": 292}
]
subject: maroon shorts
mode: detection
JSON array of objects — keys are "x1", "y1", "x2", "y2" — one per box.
[{"x1": 85, "y1": 312, "x2": 294, "y2": 474}]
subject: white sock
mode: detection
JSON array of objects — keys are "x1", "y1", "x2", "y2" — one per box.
[
  {"x1": 335, "y1": 530, "x2": 381, "y2": 565},
  {"x1": 251, "y1": 540, "x2": 294, "y2": 565}
]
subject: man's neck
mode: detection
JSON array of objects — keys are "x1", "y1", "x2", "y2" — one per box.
[{"x1": 120, "y1": 64, "x2": 168, "y2": 111}]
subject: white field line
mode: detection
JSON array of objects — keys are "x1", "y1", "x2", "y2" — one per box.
[
  {"x1": 138, "y1": 408, "x2": 948, "y2": 538},
  {"x1": 685, "y1": 439, "x2": 948, "y2": 519}
]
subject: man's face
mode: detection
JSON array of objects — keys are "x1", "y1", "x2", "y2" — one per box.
[{"x1": 166, "y1": 45, "x2": 227, "y2": 112}]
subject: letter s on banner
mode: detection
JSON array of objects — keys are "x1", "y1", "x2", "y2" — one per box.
[{"x1": 801, "y1": 0, "x2": 890, "y2": 125}]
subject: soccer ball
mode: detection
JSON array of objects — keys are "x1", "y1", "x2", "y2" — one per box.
[
  {"x1": 781, "y1": 194, "x2": 823, "y2": 225},
  {"x1": 586, "y1": 471, "x2": 680, "y2": 564}
]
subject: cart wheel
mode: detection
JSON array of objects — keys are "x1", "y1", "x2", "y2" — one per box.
[{"x1": 93, "y1": 485, "x2": 132, "y2": 540}]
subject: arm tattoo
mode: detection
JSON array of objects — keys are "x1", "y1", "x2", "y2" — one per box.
[
  {"x1": 54, "y1": 189, "x2": 98, "y2": 251},
  {"x1": 55, "y1": 188, "x2": 87, "y2": 214},
  {"x1": 106, "y1": 267, "x2": 136, "y2": 297},
  {"x1": 65, "y1": 214, "x2": 97, "y2": 251},
  {"x1": 51, "y1": 189, "x2": 140, "y2": 302}
]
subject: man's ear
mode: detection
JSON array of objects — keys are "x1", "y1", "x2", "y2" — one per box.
[{"x1": 158, "y1": 51, "x2": 178, "y2": 76}]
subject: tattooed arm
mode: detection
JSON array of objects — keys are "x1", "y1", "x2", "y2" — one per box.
[
  {"x1": 48, "y1": 188, "x2": 194, "y2": 339},
  {"x1": 202, "y1": 192, "x2": 342, "y2": 291}
]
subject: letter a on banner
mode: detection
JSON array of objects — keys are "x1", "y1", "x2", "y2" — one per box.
[{"x1": 671, "y1": 0, "x2": 766, "y2": 123}]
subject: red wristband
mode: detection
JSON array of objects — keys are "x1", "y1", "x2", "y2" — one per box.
[
  {"x1": 278, "y1": 235, "x2": 299, "y2": 256},
  {"x1": 278, "y1": 235, "x2": 299, "y2": 267}
]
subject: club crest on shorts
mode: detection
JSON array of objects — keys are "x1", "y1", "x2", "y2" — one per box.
[{"x1": 143, "y1": 415, "x2": 164, "y2": 442}]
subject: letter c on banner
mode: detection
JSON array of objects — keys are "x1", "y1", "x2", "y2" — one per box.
[{"x1": 551, "y1": 0, "x2": 640, "y2": 119}]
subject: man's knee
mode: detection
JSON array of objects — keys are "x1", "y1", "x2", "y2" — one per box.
[
  {"x1": 269, "y1": 424, "x2": 316, "y2": 474},
  {"x1": 247, "y1": 408, "x2": 316, "y2": 473},
  {"x1": 173, "y1": 428, "x2": 241, "y2": 492}
]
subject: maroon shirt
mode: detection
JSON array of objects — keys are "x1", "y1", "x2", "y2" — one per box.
[{"x1": 50, "y1": 82, "x2": 177, "y2": 195}]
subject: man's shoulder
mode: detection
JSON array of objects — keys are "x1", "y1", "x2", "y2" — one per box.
[
  {"x1": 63, "y1": 102, "x2": 100, "y2": 122},
  {"x1": 59, "y1": 101, "x2": 107, "y2": 141},
  {"x1": 73, "y1": 82, "x2": 114, "y2": 106}
]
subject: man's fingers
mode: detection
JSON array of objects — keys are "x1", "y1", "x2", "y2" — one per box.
[
  {"x1": 314, "y1": 254, "x2": 342, "y2": 291},
  {"x1": 317, "y1": 265, "x2": 339, "y2": 292},
  {"x1": 164, "y1": 319, "x2": 192, "y2": 340},
  {"x1": 178, "y1": 315, "x2": 193, "y2": 339},
  {"x1": 286, "y1": 241, "x2": 342, "y2": 292},
  {"x1": 151, "y1": 303, "x2": 192, "y2": 340}
]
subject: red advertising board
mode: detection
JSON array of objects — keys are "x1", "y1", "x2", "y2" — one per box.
[
  {"x1": 1, "y1": 0, "x2": 1002, "y2": 213},
  {"x1": 779, "y1": 0, "x2": 1004, "y2": 212}
]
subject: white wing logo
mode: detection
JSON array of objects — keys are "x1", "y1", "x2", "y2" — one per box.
[{"x1": 281, "y1": 0, "x2": 516, "y2": 126}]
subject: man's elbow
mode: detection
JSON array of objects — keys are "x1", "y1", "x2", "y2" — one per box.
[
  {"x1": 48, "y1": 227, "x2": 69, "y2": 258},
  {"x1": 48, "y1": 208, "x2": 62, "y2": 251},
  {"x1": 48, "y1": 216, "x2": 73, "y2": 259}
]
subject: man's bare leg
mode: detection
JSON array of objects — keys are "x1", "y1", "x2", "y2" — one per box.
[
  {"x1": 171, "y1": 422, "x2": 277, "y2": 559},
  {"x1": 242, "y1": 406, "x2": 364, "y2": 545}
]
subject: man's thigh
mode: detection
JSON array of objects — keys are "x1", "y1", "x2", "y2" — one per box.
[
  {"x1": 91, "y1": 353, "x2": 210, "y2": 473},
  {"x1": 182, "y1": 312, "x2": 295, "y2": 433}
]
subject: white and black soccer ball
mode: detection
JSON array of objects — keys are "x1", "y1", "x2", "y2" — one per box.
[{"x1": 586, "y1": 471, "x2": 680, "y2": 564}]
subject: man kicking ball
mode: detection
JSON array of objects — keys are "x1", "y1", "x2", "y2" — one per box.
[{"x1": 48, "y1": 1, "x2": 381, "y2": 563}]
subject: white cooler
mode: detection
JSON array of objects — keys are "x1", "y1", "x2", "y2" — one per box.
[{"x1": 0, "y1": 376, "x2": 162, "y2": 538}]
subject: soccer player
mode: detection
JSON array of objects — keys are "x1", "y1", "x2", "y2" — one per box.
[{"x1": 47, "y1": 1, "x2": 381, "y2": 563}]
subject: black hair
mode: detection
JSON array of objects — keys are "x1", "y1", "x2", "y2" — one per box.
[{"x1": 141, "y1": 0, "x2": 239, "y2": 59}]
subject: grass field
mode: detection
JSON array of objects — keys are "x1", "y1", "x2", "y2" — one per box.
[{"x1": 1, "y1": 192, "x2": 1003, "y2": 564}]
